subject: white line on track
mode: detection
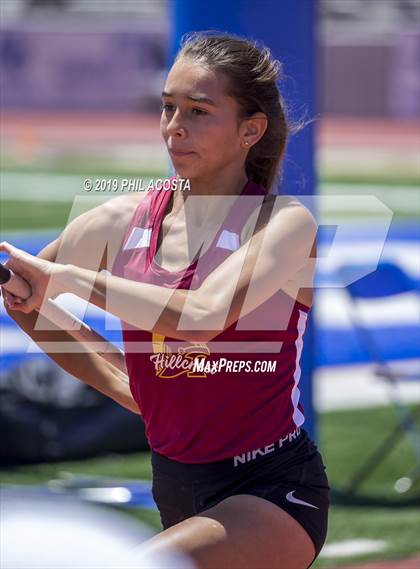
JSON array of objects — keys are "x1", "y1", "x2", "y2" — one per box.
[
  {"x1": 320, "y1": 539, "x2": 388, "y2": 558},
  {"x1": 1, "y1": 172, "x2": 418, "y2": 214},
  {"x1": 0, "y1": 172, "x2": 154, "y2": 202}
]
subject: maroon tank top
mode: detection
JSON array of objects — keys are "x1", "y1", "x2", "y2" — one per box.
[{"x1": 112, "y1": 178, "x2": 310, "y2": 462}]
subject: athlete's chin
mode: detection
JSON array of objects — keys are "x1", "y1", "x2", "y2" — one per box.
[{"x1": 172, "y1": 164, "x2": 199, "y2": 178}]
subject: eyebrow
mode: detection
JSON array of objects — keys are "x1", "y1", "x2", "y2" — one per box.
[{"x1": 161, "y1": 91, "x2": 217, "y2": 107}]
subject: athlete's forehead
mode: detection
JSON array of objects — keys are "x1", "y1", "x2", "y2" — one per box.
[{"x1": 162, "y1": 58, "x2": 231, "y2": 107}]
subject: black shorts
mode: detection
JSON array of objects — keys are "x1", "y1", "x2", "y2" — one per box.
[{"x1": 151, "y1": 429, "x2": 330, "y2": 562}]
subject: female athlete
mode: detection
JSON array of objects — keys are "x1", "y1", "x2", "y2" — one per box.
[{"x1": 1, "y1": 32, "x2": 329, "y2": 569}]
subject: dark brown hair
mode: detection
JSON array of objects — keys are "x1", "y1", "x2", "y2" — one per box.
[{"x1": 175, "y1": 31, "x2": 289, "y2": 192}]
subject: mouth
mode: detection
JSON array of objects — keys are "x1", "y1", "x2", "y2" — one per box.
[{"x1": 169, "y1": 149, "x2": 195, "y2": 157}]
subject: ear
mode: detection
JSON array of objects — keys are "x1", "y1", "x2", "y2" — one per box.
[{"x1": 240, "y1": 112, "x2": 268, "y2": 149}]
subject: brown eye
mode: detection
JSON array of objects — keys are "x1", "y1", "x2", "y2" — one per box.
[
  {"x1": 192, "y1": 108, "x2": 207, "y2": 115},
  {"x1": 161, "y1": 103, "x2": 175, "y2": 112}
]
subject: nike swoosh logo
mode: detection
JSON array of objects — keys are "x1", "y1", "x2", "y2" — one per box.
[{"x1": 286, "y1": 491, "x2": 319, "y2": 510}]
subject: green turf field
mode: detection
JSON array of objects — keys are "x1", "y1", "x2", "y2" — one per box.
[
  {"x1": 2, "y1": 182, "x2": 418, "y2": 232},
  {"x1": 1, "y1": 163, "x2": 419, "y2": 232},
  {"x1": 1, "y1": 406, "x2": 419, "y2": 567}
]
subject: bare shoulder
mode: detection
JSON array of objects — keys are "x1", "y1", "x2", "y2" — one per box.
[
  {"x1": 241, "y1": 193, "x2": 317, "y2": 245},
  {"x1": 77, "y1": 192, "x2": 146, "y2": 231},
  {"x1": 239, "y1": 194, "x2": 317, "y2": 309},
  {"x1": 56, "y1": 191, "x2": 150, "y2": 270},
  {"x1": 272, "y1": 194, "x2": 317, "y2": 230}
]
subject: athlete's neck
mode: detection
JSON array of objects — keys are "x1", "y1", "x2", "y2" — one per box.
[
  {"x1": 182, "y1": 168, "x2": 248, "y2": 197},
  {"x1": 170, "y1": 170, "x2": 249, "y2": 226}
]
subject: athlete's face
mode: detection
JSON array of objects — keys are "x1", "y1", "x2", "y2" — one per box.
[{"x1": 160, "y1": 57, "x2": 256, "y2": 182}]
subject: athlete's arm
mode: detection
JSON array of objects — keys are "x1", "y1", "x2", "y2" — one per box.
[
  {"x1": 1, "y1": 197, "x2": 315, "y2": 343},
  {"x1": 197, "y1": 198, "x2": 317, "y2": 337},
  {"x1": 3, "y1": 195, "x2": 143, "y2": 414},
  {"x1": 5, "y1": 303, "x2": 140, "y2": 414},
  {"x1": 41, "y1": 193, "x2": 142, "y2": 272}
]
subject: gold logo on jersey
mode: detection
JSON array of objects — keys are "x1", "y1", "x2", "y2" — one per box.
[{"x1": 150, "y1": 333, "x2": 211, "y2": 378}]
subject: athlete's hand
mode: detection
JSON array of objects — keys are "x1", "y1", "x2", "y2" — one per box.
[
  {"x1": 0, "y1": 242, "x2": 63, "y2": 313},
  {"x1": 2, "y1": 287, "x2": 24, "y2": 311},
  {"x1": 0, "y1": 258, "x2": 22, "y2": 309}
]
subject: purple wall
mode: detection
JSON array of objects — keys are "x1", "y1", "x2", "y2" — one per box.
[
  {"x1": 0, "y1": 21, "x2": 168, "y2": 110},
  {"x1": 1, "y1": 20, "x2": 418, "y2": 117},
  {"x1": 320, "y1": 30, "x2": 420, "y2": 118}
]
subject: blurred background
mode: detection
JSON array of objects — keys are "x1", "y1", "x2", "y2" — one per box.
[{"x1": 0, "y1": 1, "x2": 419, "y2": 568}]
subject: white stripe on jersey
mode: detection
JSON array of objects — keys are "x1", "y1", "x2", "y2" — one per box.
[
  {"x1": 291, "y1": 310, "x2": 307, "y2": 427},
  {"x1": 123, "y1": 227, "x2": 152, "y2": 250},
  {"x1": 216, "y1": 229, "x2": 240, "y2": 251}
]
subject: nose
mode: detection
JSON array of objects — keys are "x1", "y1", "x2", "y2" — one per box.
[{"x1": 165, "y1": 109, "x2": 187, "y2": 139}]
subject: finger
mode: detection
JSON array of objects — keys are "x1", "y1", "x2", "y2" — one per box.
[
  {"x1": 5, "y1": 257, "x2": 33, "y2": 285},
  {"x1": 4, "y1": 300, "x2": 26, "y2": 312},
  {"x1": 18, "y1": 303, "x2": 32, "y2": 314},
  {"x1": 5, "y1": 295, "x2": 32, "y2": 313},
  {"x1": 0, "y1": 241, "x2": 23, "y2": 259},
  {"x1": 3, "y1": 293, "x2": 20, "y2": 310},
  {"x1": 3, "y1": 289, "x2": 23, "y2": 304},
  {"x1": 16, "y1": 293, "x2": 41, "y2": 313},
  {"x1": 1, "y1": 280, "x2": 35, "y2": 310},
  {"x1": 0, "y1": 243, "x2": 32, "y2": 273}
]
